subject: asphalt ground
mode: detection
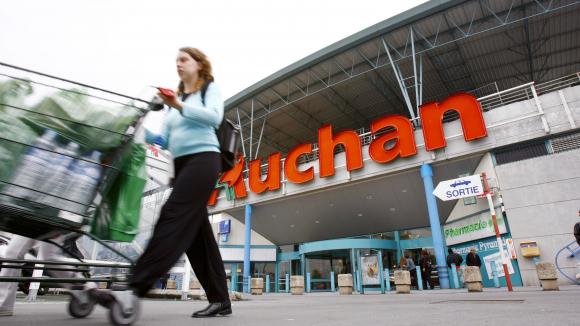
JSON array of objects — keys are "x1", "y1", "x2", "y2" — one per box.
[{"x1": 2, "y1": 285, "x2": 579, "y2": 326}]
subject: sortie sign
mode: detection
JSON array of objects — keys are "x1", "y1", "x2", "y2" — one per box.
[
  {"x1": 433, "y1": 174, "x2": 484, "y2": 201},
  {"x1": 209, "y1": 93, "x2": 487, "y2": 205}
]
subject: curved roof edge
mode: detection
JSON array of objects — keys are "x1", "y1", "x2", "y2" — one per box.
[{"x1": 225, "y1": 0, "x2": 467, "y2": 110}]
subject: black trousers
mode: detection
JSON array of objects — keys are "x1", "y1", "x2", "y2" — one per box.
[
  {"x1": 130, "y1": 152, "x2": 229, "y2": 303},
  {"x1": 421, "y1": 270, "x2": 433, "y2": 289}
]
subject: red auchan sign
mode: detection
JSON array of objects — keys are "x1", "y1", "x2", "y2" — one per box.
[{"x1": 208, "y1": 93, "x2": 487, "y2": 206}]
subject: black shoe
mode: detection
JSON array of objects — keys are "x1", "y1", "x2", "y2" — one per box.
[{"x1": 191, "y1": 301, "x2": 232, "y2": 318}]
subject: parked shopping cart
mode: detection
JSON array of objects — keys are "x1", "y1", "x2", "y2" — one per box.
[{"x1": 0, "y1": 62, "x2": 162, "y2": 325}]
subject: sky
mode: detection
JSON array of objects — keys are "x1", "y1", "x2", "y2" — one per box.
[{"x1": 0, "y1": 0, "x2": 427, "y2": 101}]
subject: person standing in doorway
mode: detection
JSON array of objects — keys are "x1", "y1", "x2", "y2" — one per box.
[
  {"x1": 419, "y1": 250, "x2": 434, "y2": 290},
  {"x1": 405, "y1": 253, "x2": 417, "y2": 287},
  {"x1": 122, "y1": 47, "x2": 230, "y2": 318}
]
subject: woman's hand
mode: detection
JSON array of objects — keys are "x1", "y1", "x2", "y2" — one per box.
[{"x1": 158, "y1": 92, "x2": 183, "y2": 112}]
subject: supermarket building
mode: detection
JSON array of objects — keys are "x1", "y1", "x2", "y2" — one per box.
[{"x1": 142, "y1": 0, "x2": 580, "y2": 293}]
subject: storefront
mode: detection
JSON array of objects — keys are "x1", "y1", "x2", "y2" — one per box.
[{"x1": 444, "y1": 209, "x2": 523, "y2": 287}]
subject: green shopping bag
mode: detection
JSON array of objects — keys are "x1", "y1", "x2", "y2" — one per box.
[{"x1": 91, "y1": 142, "x2": 147, "y2": 242}]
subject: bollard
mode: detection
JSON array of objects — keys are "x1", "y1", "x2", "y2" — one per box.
[
  {"x1": 290, "y1": 275, "x2": 305, "y2": 295},
  {"x1": 266, "y1": 275, "x2": 270, "y2": 293},
  {"x1": 491, "y1": 263, "x2": 500, "y2": 288},
  {"x1": 285, "y1": 273, "x2": 290, "y2": 293},
  {"x1": 330, "y1": 271, "x2": 335, "y2": 292},
  {"x1": 464, "y1": 266, "x2": 483, "y2": 292},
  {"x1": 450, "y1": 264, "x2": 460, "y2": 289},
  {"x1": 536, "y1": 262, "x2": 559, "y2": 291},
  {"x1": 394, "y1": 270, "x2": 411, "y2": 294},
  {"x1": 167, "y1": 279, "x2": 177, "y2": 290},
  {"x1": 416, "y1": 266, "x2": 423, "y2": 290},
  {"x1": 250, "y1": 278, "x2": 264, "y2": 295},
  {"x1": 337, "y1": 274, "x2": 353, "y2": 295},
  {"x1": 384, "y1": 269, "x2": 391, "y2": 292},
  {"x1": 306, "y1": 273, "x2": 311, "y2": 293}
]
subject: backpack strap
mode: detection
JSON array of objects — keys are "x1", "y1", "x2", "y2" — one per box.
[{"x1": 200, "y1": 77, "x2": 215, "y2": 106}]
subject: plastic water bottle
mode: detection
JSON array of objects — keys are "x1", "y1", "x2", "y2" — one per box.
[
  {"x1": 64, "y1": 151, "x2": 103, "y2": 215},
  {"x1": 37, "y1": 141, "x2": 80, "y2": 209},
  {"x1": 1, "y1": 130, "x2": 60, "y2": 206}
]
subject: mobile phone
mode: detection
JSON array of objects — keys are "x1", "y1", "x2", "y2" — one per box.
[{"x1": 156, "y1": 87, "x2": 175, "y2": 98}]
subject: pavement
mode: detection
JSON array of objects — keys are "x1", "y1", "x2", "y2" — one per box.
[{"x1": 2, "y1": 285, "x2": 579, "y2": 326}]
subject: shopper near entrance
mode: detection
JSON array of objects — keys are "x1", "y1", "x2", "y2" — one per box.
[
  {"x1": 398, "y1": 257, "x2": 407, "y2": 270},
  {"x1": 419, "y1": 250, "x2": 434, "y2": 290},
  {"x1": 466, "y1": 248, "x2": 482, "y2": 267},
  {"x1": 405, "y1": 253, "x2": 417, "y2": 287},
  {"x1": 446, "y1": 248, "x2": 463, "y2": 268},
  {"x1": 109, "y1": 47, "x2": 230, "y2": 318}
]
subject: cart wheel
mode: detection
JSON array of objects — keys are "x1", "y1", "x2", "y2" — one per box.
[
  {"x1": 68, "y1": 296, "x2": 95, "y2": 318},
  {"x1": 108, "y1": 295, "x2": 140, "y2": 326}
]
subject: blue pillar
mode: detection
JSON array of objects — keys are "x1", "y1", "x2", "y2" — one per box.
[
  {"x1": 420, "y1": 164, "x2": 450, "y2": 289},
  {"x1": 231, "y1": 263, "x2": 238, "y2": 292},
  {"x1": 416, "y1": 266, "x2": 423, "y2": 290},
  {"x1": 450, "y1": 264, "x2": 460, "y2": 289},
  {"x1": 384, "y1": 268, "x2": 391, "y2": 292},
  {"x1": 266, "y1": 274, "x2": 270, "y2": 293},
  {"x1": 243, "y1": 204, "x2": 252, "y2": 293},
  {"x1": 275, "y1": 261, "x2": 280, "y2": 293},
  {"x1": 306, "y1": 272, "x2": 311, "y2": 293},
  {"x1": 330, "y1": 271, "x2": 335, "y2": 292},
  {"x1": 350, "y1": 249, "x2": 357, "y2": 291},
  {"x1": 394, "y1": 231, "x2": 402, "y2": 263},
  {"x1": 356, "y1": 249, "x2": 363, "y2": 294},
  {"x1": 378, "y1": 250, "x2": 385, "y2": 294},
  {"x1": 285, "y1": 273, "x2": 290, "y2": 293}
]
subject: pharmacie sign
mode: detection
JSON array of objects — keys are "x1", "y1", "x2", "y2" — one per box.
[
  {"x1": 444, "y1": 210, "x2": 507, "y2": 246},
  {"x1": 209, "y1": 93, "x2": 488, "y2": 206}
]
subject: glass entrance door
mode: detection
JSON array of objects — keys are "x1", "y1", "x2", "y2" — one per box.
[{"x1": 306, "y1": 250, "x2": 351, "y2": 291}]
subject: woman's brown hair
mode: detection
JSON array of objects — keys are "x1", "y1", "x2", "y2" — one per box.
[{"x1": 177, "y1": 47, "x2": 213, "y2": 96}]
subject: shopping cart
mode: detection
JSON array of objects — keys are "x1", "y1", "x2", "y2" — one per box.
[{"x1": 0, "y1": 62, "x2": 161, "y2": 325}]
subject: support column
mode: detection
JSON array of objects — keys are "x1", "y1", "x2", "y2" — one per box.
[
  {"x1": 231, "y1": 263, "x2": 238, "y2": 292},
  {"x1": 420, "y1": 163, "x2": 450, "y2": 289},
  {"x1": 378, "y1": 250, "x2": 385, "y2": 294},
  {"x1": 350, "y1": 248, "x2": 357, "y2": 292},
  {"x1": 275, "y1": 260, "x2": 280, "y2": 293},
  {"x1": 394, "y1": 231, "x2": 402, "y2": 263},
  {"x1": 243, "y1": 204, "x2": 252, "y2": 293}
]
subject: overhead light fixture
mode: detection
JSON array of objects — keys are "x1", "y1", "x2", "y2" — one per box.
[
  {"x1": 295, "y1": 210, "x2": 300, "y2": 214},
  {"x1": 272, "y1": 214, "x2": 277, "y2": 218},
  {"x1": 329, "y1": 203, "x2": 334, "y2": 207},
  {"x1": 401, "y1": 189, "x2": 408, "y2": 193},
  {"x1": 389, "y1": 207, "x2": 396, "y2": 212},
  {"x1": 365, "y1": 194, "x2": 374, "y2": 200},
  {"x1": 290, "y1": 224, "x2": 295, "y2": 228},
  {"x1": 357, "y1": 213, "x2": 363, "y2": 217},
  {"x1": 315, "y1": 220, "x2": 320, "y2": 224}
]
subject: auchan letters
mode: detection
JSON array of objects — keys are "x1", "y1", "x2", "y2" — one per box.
[{"x1": 208, "y1": 93, "x2": 487, "y2": 206}]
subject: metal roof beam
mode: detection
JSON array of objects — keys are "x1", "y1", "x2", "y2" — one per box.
[
  {"x1": 227, "y1": 1, "x2": 576, "y2": 127},
  {"x1": 356, "y1": 48, "x2": 404, "y2": 109},
  {"x1": 254, "y1": 97, "x2": 319, "y2": 138}
]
